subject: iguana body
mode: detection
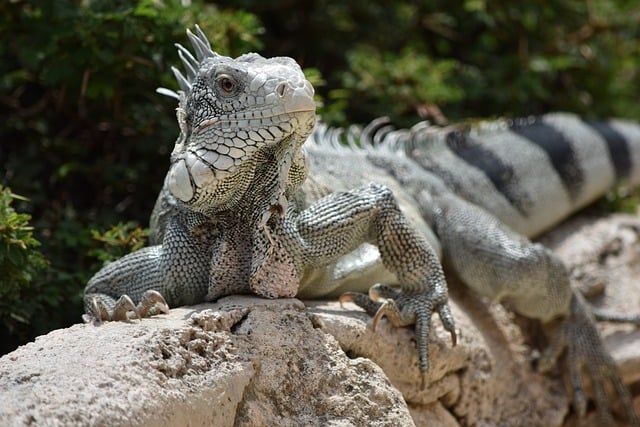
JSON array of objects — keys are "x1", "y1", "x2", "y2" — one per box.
[{"x1": 84, "y1": 27, "x2": 640, "y2": 424}]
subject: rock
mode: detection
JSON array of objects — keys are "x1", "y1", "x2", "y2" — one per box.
[
  {"x1": 0, "y1": 212, "x2": 639, "y2": 426},
  {"x1": 0, "y1": 298, "x2": 413, "y2": 427},
  {"x1": 0, "y1": 297, "x2": 565, "y2": 427}
]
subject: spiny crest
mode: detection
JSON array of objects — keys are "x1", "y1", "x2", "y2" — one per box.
[
  {"x1": 307, "y1": 123, "x2": 358, "y2": 153},
  {"x1": 156, "y1": 25, "x2": 219, "y2": 100},
  {"x1": 309, "y1": 117, "x2": 446, "y2": 157}
]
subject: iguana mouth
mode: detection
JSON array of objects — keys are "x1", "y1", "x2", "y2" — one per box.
[{"x1": 193, "y1": 109, "x2": 316, "y2": 134}]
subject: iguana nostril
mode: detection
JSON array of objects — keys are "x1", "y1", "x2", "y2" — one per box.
[{"x1": 276, "y1": 81, "x2": 287, "y2": 97}]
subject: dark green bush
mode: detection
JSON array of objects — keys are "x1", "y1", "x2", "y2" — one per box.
[
  {"x1": 1, "y1": 0, "x2": 638, "y2": 354},
  {"x1": 0, "y1": 186, "x2": 48, "y2": 343},
  {"x1": 89, "y1": 222, "x2": 149, "y2": 265}
]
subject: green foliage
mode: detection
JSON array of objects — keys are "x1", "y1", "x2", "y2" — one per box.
[
  {"x1": 336, "y1": 47, "x2": 462, "y2": 125},
  {"x1": 89, "y1": 222, "x2": 149, "y2": 265},
  {"x1": 0, "y1": 186, "x2": 48, "y2": 337},
  {"x1": 1, "y1": 0, "x2": 639, "y2": 354},
  {"x1": 596, "y1": 185, "x2": 640, "y2": 215}
]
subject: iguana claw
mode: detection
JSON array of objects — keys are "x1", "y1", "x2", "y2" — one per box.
[
  {"x1": 137, "y1": 290, "x2": 170, "y2": 317},
  {"x1": 112, "y1": 295, "x2": 141, "y2": 321},
  {"x1": 83, "y1": 290, "x2": 170, "y2": 322}
]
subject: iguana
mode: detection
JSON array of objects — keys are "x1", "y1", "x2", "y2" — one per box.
[{"x1": 84, "y1": 26, "x2": 640, "y2": 425}]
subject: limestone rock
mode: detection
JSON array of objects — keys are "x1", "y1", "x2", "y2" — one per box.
[{"x1": 0, "y1": 298, "x2": 413, "y2": 427}]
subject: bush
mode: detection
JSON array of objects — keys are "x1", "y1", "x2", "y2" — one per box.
[
  {"x1": 89, "y1": 222, "x2": 150, "y2": 266},
  {"x1": 0, "y1": 186, "x2": 48, "y2": 350}
]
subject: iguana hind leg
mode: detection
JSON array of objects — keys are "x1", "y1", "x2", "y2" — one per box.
[
  {"x1": 430, "y1": 192, "x2": 639, "y2": 425},
  {"x1": 540, "y1": 293, "x2": 640, "y2": 426}
]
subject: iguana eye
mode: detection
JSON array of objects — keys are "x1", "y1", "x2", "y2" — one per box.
[{"x1": 217, "y1": 75, "x2": 236, "y2": 93}]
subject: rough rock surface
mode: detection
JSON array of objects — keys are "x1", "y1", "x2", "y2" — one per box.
[
  {"x1": 0, "y1": 298, "x2": 413, "y2": 427},
  {"x1": 0, "y1": 212, "x2": 639, "y2": 426}
]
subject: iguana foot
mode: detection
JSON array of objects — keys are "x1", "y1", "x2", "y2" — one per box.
[
  {"x1": 340, "y1": 283, "x2": 457, "y2": 388},
  {"x1": 83, "y1": 290, "x2": 170, "y2": 322},
  {"x1": 539, "y1": 293, "x2": 639, "y2": 426}
]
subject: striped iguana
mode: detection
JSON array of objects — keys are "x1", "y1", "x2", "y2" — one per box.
[{"x1": 84, "y1": 26, "x2": 640, "y2": 425}]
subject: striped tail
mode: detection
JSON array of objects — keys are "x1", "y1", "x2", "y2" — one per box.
[{"x1": 357, "y1": 112, "x2": 640, "y2": 237}]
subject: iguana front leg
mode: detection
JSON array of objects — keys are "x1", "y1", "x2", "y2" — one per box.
[
  {"x1": 289, "y1": 183, "x2": 457, "y2": 380},
  {"x1": 429, "y1": 191, "x2": 639, "y2": 425},
  {"x1": 84, "y1": 212, "x2": 213, "y2": 321},
  {"x1": 84, "y1": 246, "x2": 171, "y2": 322}
]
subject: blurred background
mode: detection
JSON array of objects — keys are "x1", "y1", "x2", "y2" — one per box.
[{"x1": 1, "y1": 0, "x2": 638, "y2": 354}]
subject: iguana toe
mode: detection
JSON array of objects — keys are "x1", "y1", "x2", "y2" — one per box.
[
  {"x1": 112, "y1": 295, "x2": 140, "y2": 321},
  {"x1": 84, "y1": 296, "x2": 111, "y2": 323},
  {"x1": 339, "y1": 291, "x2": 382, "y2": 315},
  {"x1": 137, "y1": 290, "x2": 170, "y2": 317},
  {"x1": 372, "y1": 299, "x2": 409, "y2": 330},
  {"x1": 368, "y1": 283, "x2": 401, "y2": 301}
]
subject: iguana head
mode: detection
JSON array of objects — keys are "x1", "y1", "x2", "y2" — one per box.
[{"x1": 158, "y1": 26, "x2": 316, "y2": 221}]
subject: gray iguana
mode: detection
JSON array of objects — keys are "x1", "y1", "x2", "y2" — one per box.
[{"x1": 84, "y1": 26, "x2": 640, "y2": 425}]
